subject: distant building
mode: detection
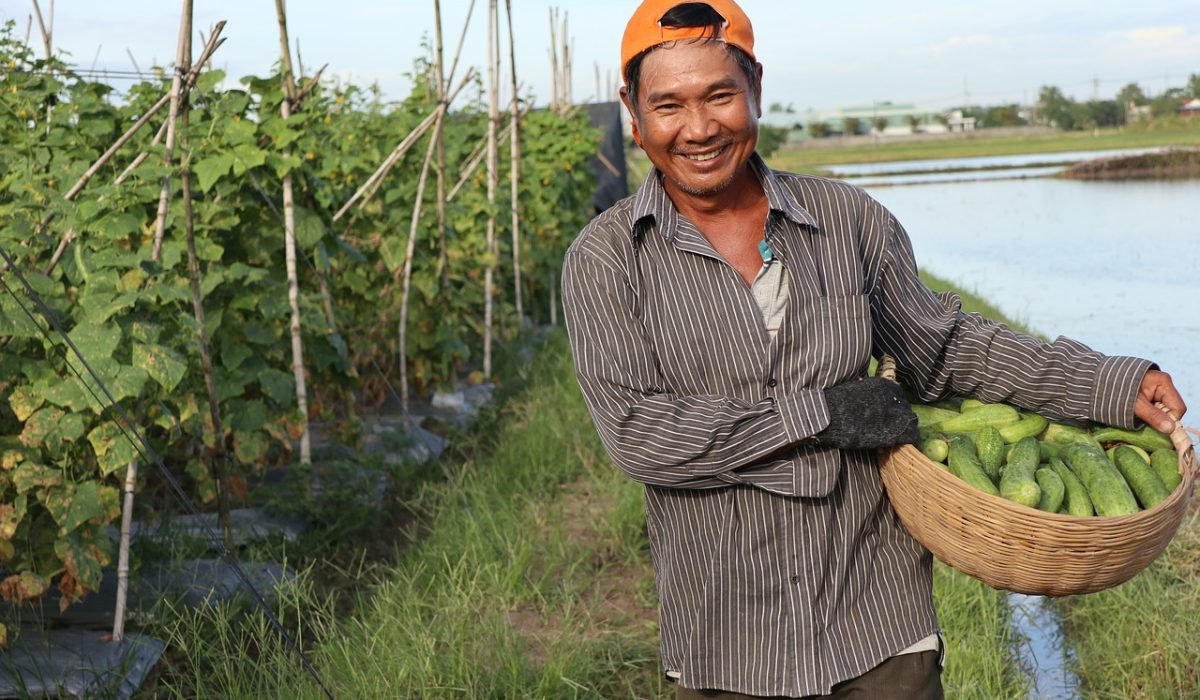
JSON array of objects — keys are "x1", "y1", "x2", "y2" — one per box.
[
  {"x1": 1180, "y1": 98, "x2": 1200, "y2": 118},
  {"x1": 770, "y1": 102, "x2": 963, "y2": 140}
]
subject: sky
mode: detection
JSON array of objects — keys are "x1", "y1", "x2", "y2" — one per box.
[{"x1": 4, "y1": 0, "x2": 1199, "y2": 113}]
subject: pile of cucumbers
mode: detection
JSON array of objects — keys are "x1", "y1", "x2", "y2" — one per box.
[{"x1": 912, "y1": 400, "x2": 1181, "y2": 517}]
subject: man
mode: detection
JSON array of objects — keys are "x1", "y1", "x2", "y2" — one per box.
[{"x1": 560, "y1": 1, "x2": 1188, "y2": 697}]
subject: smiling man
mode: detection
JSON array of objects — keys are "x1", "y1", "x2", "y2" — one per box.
[{"x1": 560, "y1": 1, "x2": 1186, "y2": 698}]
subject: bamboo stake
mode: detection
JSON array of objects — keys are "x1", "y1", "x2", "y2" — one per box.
[
  {"x1": 433, "y1": 0, "x2": 449, "y2": 291},
  {"x1": 504, "y1": 0, "x2": 523, "y2": 325},
  {"x1": 447, "y1": 110, "x2": 516, "y2": 202},
  {"x1": 484, "y1": 0, "x2": 501, "y2": 378},
  {"x1": 332, "y1": 71, "x2": 472, "y2": 222},
  {"x1": 548, "y1": 8, "x2": 559, "y2": 111},
  {"x1": 30, "y1": 0, "x2": 50, "y2": 61},
  {"x1": 442, "y1": 0, "x2": 477, "y2": 91},
  {"x1": 397, "y1": 111, "x2": 444, "y2": 416},
  {"x1": 274, "y1": 0, "x2": 311, "y2": 469},
  {"x1": 111, "y1": 458, "x2": 136, "y2": 642},
  {"x1": 22, "y1": 15, "x2": 32, "y2": 51},
  {"x1": 150, "y1": 0, "x2": 194, "y2": 263}
]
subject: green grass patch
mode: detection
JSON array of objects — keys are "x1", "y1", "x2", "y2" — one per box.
[
  {"x1": 767, "y1": 123, "x2": 1200, "y2": 175},
  {"x1": 1056, "y1": 509, "x2": 1200, "y2": 699}
]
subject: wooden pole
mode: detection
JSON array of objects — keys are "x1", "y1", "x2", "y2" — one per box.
[
  {"x1": 150, "y1": 0, "x2": 193, "y2": 263},
  {"x1": 397, "y1": 113, "x2": 443, "y2": 417},
  {"x1": 485, "y1": 0, "x2": 500, "y2": 378},
  {"x1": 111, "y1": 458, "x2": 136, "y2": 642},
  {"x1": 504, "y1": 0, "x2": 523, "y2": 325},
  {"x1": 274, "y1": 0, "x2": 312, "y2": 469},
  {"x1": 548, "y1": 8, "x2": 559, "y2": 111},
  {"x1": 30, "y1": 0, "x2": 50, "y2": 61},
  {"x1": 433, "y1": 0, "x2": 449, "y2": 291}
]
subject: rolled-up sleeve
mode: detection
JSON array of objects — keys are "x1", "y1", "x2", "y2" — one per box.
[{"x1": 562, "y1": 247, "x2": 828, "y2": 489}]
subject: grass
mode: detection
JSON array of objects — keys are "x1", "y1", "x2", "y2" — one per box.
[
  {"x1": 767, "y1": 122, "x2": 1200, "y2": 174},
  {"x1": 136, "y1": 272, "x2": 1197, "y2": 699},
  {"x1": 1055, "y1": 509, "x2": 1200, "y2": 700}
]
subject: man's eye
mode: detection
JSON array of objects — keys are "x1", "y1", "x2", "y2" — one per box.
[
  {"x1": 710, "y1": 93, "x2": 734, "y2": 104},
  {"x1": 654, "y1": 103, "x2": 681, "y2": 113}
]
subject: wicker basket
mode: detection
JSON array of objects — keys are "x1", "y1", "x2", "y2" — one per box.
[{"x1": 877, "y1": 360, "x2": 1198, "y2": 596}]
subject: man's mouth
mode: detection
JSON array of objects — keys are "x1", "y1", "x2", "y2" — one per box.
[{"x1": 679, "y1": 144, "x2": 729, "y2": 162}]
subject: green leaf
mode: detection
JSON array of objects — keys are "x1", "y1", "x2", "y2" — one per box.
[
  {"x1": 11, "y1": 462, "x2": 62, "y2": 493},
  {"x1": 44, "y1": 481, "x2": 120, "y2": 537},
  {"x1": 233, "y1": 430, "x2": 269, "y2": 464},
  {"x1": 193, "y1": 153, "x2": 235, "y2": 192},
  {"x1": 231, "y1": 143, "x2": 268, "y2": 175},
  {"x1": 0, "y1": 494, "x2": 28, "y2": 540},
  {"x1": 8, "y1": 386, "x2": 44, "y2": 422},
  {"x1": 258, "y1": 369, "x2": 294, "y2": 407},
  {"x1": 95, "y1": 211, "x2": 142, "y2": 239},
  {"x1": 133, "y1": 343, "x2": 187, "y2": 391},
  {"x1": 260, "y1": 118, "x2": 301, "y2": 148},
  {"x1": 67, "y1": 321, "x2": 122, "y2": 360},
  {"x1": 230, "y1": 399, "x2": 268, "y2": 433},
  {"x1": 87, "y1": 422, "x2": 140, "y2": 477},
  {"x1": 54, "y1": 524, "x2": 114, "y2": 593},
  {"x1": 295, "y1": 207, "x2": 325, "y2": 248},
  {"x1": 223, "y1": 117, "x2": 258, "y2": 145},
  {"x1": 220, "y1": 341, "x2": 253, "y2": 371},
  {"x1": 243, "y1": 321, "x2": 277, "y2": 346},
  {"x1": 380, "y1": 235, "x2": 406, "y2": 272},
  {"x1": 19, "y1": 407, "x2": 64, "y2": 448}
]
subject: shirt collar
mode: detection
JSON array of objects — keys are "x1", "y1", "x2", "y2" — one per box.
[{"x1": 630, "y1": 153, "x2": 820, "y2": 242}]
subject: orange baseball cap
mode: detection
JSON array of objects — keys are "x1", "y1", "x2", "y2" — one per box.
[{"x1": 620, "y1": 0, "x2": 756, "y2": 76}]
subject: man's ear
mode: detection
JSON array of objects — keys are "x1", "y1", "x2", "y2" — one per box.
[
  {"x1": 619, "y1": 86, "x2": 643, "y2": 148},
  {"x1": 753, "y1": 62, "x2": 764, "y2": 118}
]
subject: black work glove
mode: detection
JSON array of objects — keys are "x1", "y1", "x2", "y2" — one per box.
[{"x1": 818, "y1": 377, "x2": 919, "y2": 450}]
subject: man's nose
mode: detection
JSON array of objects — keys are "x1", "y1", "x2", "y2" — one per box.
[{"x1": 681, "y1": 106, "x2": 719, "y2": 142}]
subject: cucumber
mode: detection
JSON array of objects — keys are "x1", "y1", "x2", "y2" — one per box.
[
  {"x1": 975, "y1": 426, "x2": 1005, "y2": 483},
  {"x1": 947, "y1": 435, "x2": 1000, "y2": 497},
  {"x1": 1050, "y1": 457, "x2": 1094, "y2": 517},
  {"x1": 1035, "y1": 467, "x2": 1065, "y2": 513},
  {"x1": 1112, "y1": 445, "x2": 1171, "y2": 510},
  {"x1": 1091, "y1": 425, "x2": 1174, "y2": 453},
  {"x1": 1106, "y1": 444, "x2": 1150, "y2": 466},
  {"x1": 918, "y1": 436, "x2": 950, "y2": 464},
  {"x1": 1043, "y1": 422, "x2": 1104, "y2": 451},
  {"x1": 999, "y1": 412, "x2": 1049, "y2": 443},
  {"x1": 1151, "y1": 448, "x2": 1182, "y2": 492},
  {"x1": 938, "y1": 404, "x2": 1020, "y2": 433},
  {"x1": 999, "y1": 437, "x2": 1041, "y2": 508},
  {"x1": 960, "y1": 398, "x2": 987, "y2": 412},
  {"x1": 1063, "y1": 443, "x2": 1139, "y2": 517},
  {"x1": 1038, "y1": 441, "x2": 1062, "y2": 463},
  {"x1": 910, "y1": 404, "x2": 961, "y2": 429}
]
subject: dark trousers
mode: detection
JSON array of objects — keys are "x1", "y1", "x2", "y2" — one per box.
[{"x1": 675, "y1": 650, "x2": 944, "y2": 700}]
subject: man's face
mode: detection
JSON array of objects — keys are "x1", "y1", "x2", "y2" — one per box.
[{"x1": 622, "y1": 41, "x2": 762, "y2": 199}]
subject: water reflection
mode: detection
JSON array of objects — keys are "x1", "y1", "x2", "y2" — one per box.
[
  {"x1": 864, "y1": 176, "x2": 1200, "y2": 409},
  {"x1": 824, "y1": 146, "x2": 1168, "y2": 177}
]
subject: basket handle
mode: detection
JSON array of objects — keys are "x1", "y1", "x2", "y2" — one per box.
[{"x1": 1155, "y1": 402, "x2": 1198, "y2": 478}]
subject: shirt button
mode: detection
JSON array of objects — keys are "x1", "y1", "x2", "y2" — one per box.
[
  {"x1": 767, "y1": 378, "x2": 778, "y2": 388},
  {"x1": 790, "y1": 575, "x2": 801, "y2": 584}
]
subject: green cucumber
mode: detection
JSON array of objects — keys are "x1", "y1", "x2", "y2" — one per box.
[
  {"x1": 974, "y1": 426, "x2": 1005, "y2": 483},
  {"x1": 1112, "y1": 445, "x2": 1171, "y2": 509},
  {"x1": 1043, "y1": 421, "x2": 1104, "y2": 451},
  {"x1": 910, "y1": 404, "x2": 961, "y2": 429},
  {"x1": 1091, "y1": 425, "x2": 1174, "y2": 453},
  {"x1": 1151, "y1": 448, "x2": 1182, "y2": 492},
  {"x1": 998, "y1": 437, "x2": 1041, "y2": 508},
  {"x1": 1038, "y1": 441, "x2": 1062, "y2": 463},
  {"x1": 938, "y1": 404, "x2": 1020, "y2": 433},
  {"x1": 918, "y1": 436, "x2": 950, "y2": 464},
  {"x1": 999, "y1": 412, "x2": 1048, "y2": 443},
  {"x1": 1035, "y1": 467, "x2": 1065, "y2": 513},
  {"x1": 960, "y1": 398, "x2": 987, "y2": 412},
  {"x1": 1063, "y1": 443, "x2": 1139, "y2": 517},
  {"x1": 947, "y1": 435, "x2": 1000, "y2": 497},
  {"x1": 1050, "y1": 457, "x2": 1094, "y2": 517}
]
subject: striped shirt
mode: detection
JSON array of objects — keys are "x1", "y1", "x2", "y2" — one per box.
[{"x1": 561, "y1": 154, "x2": 1151, "y2": 696}]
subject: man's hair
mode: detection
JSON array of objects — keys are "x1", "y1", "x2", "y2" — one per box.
[{"x1": 623, "y1": 2, "x2": 758, "y2": 111}]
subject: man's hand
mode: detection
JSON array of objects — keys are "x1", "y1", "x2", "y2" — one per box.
[
  {"x1": 819, "y1": 377, "x2": 919, "y2": 450},
  {"x1": 1134, "y1": 369, "x2": 1187, "y2": 434}
]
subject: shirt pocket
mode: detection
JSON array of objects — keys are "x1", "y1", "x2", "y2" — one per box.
[{"x1": 791, "y1": 294, "x2": 873, "y2": 387}]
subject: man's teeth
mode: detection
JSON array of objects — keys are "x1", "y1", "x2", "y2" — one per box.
[{"x1": 684, "y1": 146, "x2": 725, "y2": 162}]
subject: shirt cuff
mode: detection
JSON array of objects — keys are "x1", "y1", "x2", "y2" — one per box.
[
  {"x1": 1091, "y1": 355, "x2": 1155, "y2": 428},
  {"x1": 775, "y1": 389, "x2": 831, "y2": 444}
]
